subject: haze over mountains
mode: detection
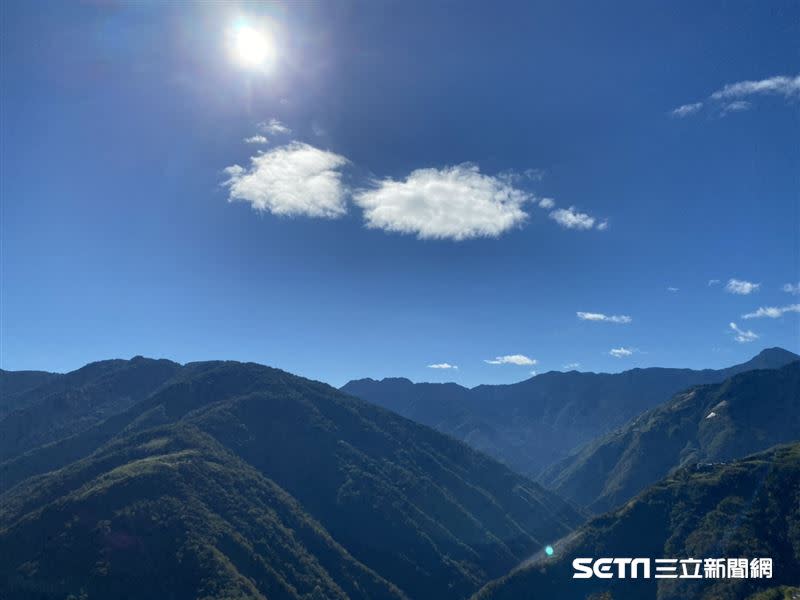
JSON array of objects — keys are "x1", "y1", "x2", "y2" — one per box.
[
  {"x1": 0, "y1": 348, "x2": 797, "y2": 599},
  {"x1": 341, "y1": 348, "x2": 799, "y2": 477}
]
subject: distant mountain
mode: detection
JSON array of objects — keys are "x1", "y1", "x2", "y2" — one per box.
[
  {"x1": 475, "y1": 442, "x2": 800, "y2": 600},
  {"x1": 0, "y1": 368, "x2": 59, "y2": 416},
  {"x1": 540, "y1": 361, "x2": 800, "y2": 513},
  {"x1": 0, "y1": 358, "x2": 582, "y2": 599},
  {"x1": 0, "y1": 356, "x2": 181, "y2": 461},
  {"x1": 342, "y1": 348, "x2": 799, "y2": 476}
]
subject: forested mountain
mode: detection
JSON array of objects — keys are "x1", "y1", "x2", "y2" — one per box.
[
  {"x1": 475, "y1": 442, "x2": 800, "y2": 600},
  {"x1": 540, "y1": 361, "x2": 800, "y2": 513},
  {"x1": 0, "y1": 359, "x2": 582, "y2": 600},
  {"x1": 342, "y1": 348, "x2": 798, "y2": 476},
  {"x1": 0, "y1": 357, "x2": 181, "y2": 460}
]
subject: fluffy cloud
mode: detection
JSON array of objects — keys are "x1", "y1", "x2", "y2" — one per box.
[
  {"x1": 671, "y1": 74, "x2": 800, "y2": 118},
  {"x1": 259, "y1": 118, "x2": 291, "y2": 135},
  {"x1": 577, "y1": 311, "x2": 632, "y2": 324},
  {"x1": 729, "y1": 322, "x2": 758, "y2": 343},
  {"x1": 353, "y1": 164, "x2": 529, "y2": 240},
  {"x1": 243, "y1": 135, "x2": 269, "y2": 144},
  {"x1": 609, "y1": 347, "x2": 634, "y2": 358},
  {"x1": 670, "y1": 102, "x2": 703, "y2": 118},
  {"x1": 725, "y1": 278, "x2": 760, "y2": 295},
  {"x1": 223, "y1": 142, "x2": 349, "y2": 218},
  {"x1": 783, "y1": 282, "x2": 800, "y2": 295},
  {"x1": 484, "y1": 354, "x2": 537, "y2": 366},
  {"x1": 742, "y1": 304, "x2": 800, "y2": 319},
  {"x1": 428, "y1": 362, "x2": 458, "y2": 369},
  {"x1": 549, "y1": 206, "x2": 597, "y2": 230},
  {"x1": 537, "y1": 197, "x2": 556, "y2": 209}
]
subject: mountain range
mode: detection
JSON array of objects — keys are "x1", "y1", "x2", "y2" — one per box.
[
  {"x1": 341, "y1": 348, "x2": 799, "y2": 477},
  {"x1": 540, "y1": 360, "x2": 800, "y2": 513},
  {"x1": 0, "y1": 358, "x2": 581, "y2": 600}
]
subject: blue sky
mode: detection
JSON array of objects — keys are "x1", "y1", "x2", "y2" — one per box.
[{"x1": 2, "y1": 1, "x2": 798, "y2": 386}]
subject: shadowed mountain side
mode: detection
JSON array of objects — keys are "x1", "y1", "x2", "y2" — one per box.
[
  {"x1": 0, "y1": 357, "x2": 182, "y2": 461},
  {"x1": 342, "y1": 348, "x2": 799, "y2": 477},
  {"x1": 541, "y1": 361, "x2": 800, "y2": 513},
  {"x1": 474, "y1": 442, "x2": 800, "y2": 600}
]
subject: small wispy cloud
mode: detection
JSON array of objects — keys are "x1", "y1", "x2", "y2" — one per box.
[
  {"x1": 537, "y1": 197, "x2": 556, "y2": 209},
  {"x1": 671, "y1": 74, "x2": 800, "y2": 118},
  {"x1": 259, "y1": 118, "x2": 292, "y2": 135},
  {"x1": 549, "y1": 206, "x2": 600, "y2": 231},
  {"x1": 670, "y1": 102, "x2": 703, "y2": 118},
  {"x1": 708, "y1": 279, "x2": 721, "y2": 286},
  {"x1": 484, "y1": 354, "x2": 537, "y2": 366},
  {"x1": 729, "y1": 322, "x2": 758, "y2": 343},
  {"x1": 577, "y1": 311, "x2": 632, "y2": 324},
  {"x1": 524, "y1": 168, "x2": 546, "y2": 181},
  {"x1": 609, "y1": 347, "x2": 635, "y2": 358},
  {"x1": 244, "y1": 135, "x2": 269, "y2": 144},
  {"x1": 742, "y1": 304, "x2": 800, "y2": 319},
  {"x1": 725, "y1": 278, "x2": 760, "y2": 295},
  {"x1": 667, "y1": 286, "x2": 679, "y2": 293},
  {"x1": 783, "y1": 282, "x2": 800, "y2": 295},
  {"x1": 563, "y1": 362, "x2": 580, "y2": 370},
  {"x1": 428, "y1": 362, "x2": 458, "y2": 370},
  {"x1": 721, "y1": 100, "x2": 752, "y2": 115}
]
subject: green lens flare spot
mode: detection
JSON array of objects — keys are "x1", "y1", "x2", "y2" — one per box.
[{"x1": 545, "y1": 545, "x2": 554, "y2": 556}]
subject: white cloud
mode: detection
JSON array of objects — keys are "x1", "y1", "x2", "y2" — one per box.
[
  {"x1": 259, "y1": 118, "x2": 292, "y2": 135},
  {"x1": 223, "y1": 142, "x2": 349, "y2": 218},
  {"x1": 484, "y1": 354, "x2": 537, "y2": 366},
  {"x1": 537, "y1": 197, "x2": 556, "y2": 209},
  {"x1": 721, "y1": 100, "x2": 752, "y2": 115},
  {"x1": 708, "y1": 279, "x2": 721, "y2": 286},
  {"x1": 783, "y1": 282, "x2": 800, "y2": 295},
  {"x1": 671, "y1": 74, "x2": 800, "y2": 118},
  {"x1": 667, "y1": 286, "x2": 679, "y2": 293},
  {"x1": 710, "y1": 75, "x2": 800, "y2": 101},
  {"x1": 244, "y1": 135, "x2": 269, "y2": 144},
  {"x1": 563, "y1": 362, "x2": 580, "y2": 370},
  {"x1": 549, "y1": 206, "x2": 596, "y2": 230},
  {"x1": 353, "y1": 164, "x2": 529, "y2": 241},
  {"x1": 596, "y1": 219, "x2": 609, "y2": 231},
  {"x1": 729, "y1": 322, "x2": 758, "y2": 343},
  {"x1": 428, "y1": 362, "x2": 458, "y2": 370},
  {"x1": 742, "y1": 304, "x2": 800, "y2": 319},
  {"x1": 725, "y1": 278, "x2": 760, "y2": 295},
  {"x1": 524, "y1": 168, "x2": 546, "y2": 181},
  {"x1": 609, "y1": 347, "x2": 634, "y2": 358},
  {"x1": 577, "y1": 311, "x2": 632, "y2": 324},
  {"x1": 670, "y1": 102, "x2": 703, "y2": 118}
]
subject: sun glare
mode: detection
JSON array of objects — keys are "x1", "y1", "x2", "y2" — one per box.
[{"x1": 232, "y1": 24, "x2": 274, "y2": 69}]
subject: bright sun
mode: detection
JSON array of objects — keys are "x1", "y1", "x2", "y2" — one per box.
[{"x1": 232, "y1": 25, "x2": 274, "y2": 69}]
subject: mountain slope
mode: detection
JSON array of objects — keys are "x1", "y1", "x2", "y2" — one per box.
[
  {"x1": 475, "y1": 442, "x2": 800, "y2": 600},
  {"x1": 342, "y1": 348, "x2": 799, "y2": 476},
  {"x1": 542, "y1": 361, "x2": 800, "y2": 513},
  {"x1": 0, "y1": 356, "x2": 181, "y2": 461},
  {"x1": 0, "y1": 425, "x2": 404, "y2": 600},
  {"x1": 0, "y1": 358, "x2": 583, "y2": 599}
]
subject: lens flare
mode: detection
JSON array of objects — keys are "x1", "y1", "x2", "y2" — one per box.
[{"x1": 545, "y1": 545, "x2": 554, "y2": 557}]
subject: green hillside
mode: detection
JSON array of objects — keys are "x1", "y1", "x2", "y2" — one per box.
[
  {"x1": 475, "y1": 442, "x2": 800, "y2": 600},
  {"x1": 542, "y1": 361, "x2": 800, "y2": 513}
]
